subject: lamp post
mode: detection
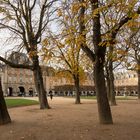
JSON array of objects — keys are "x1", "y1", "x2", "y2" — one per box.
[{"x1": 124, "y1": 87, "x2": 127, "y2": 98}]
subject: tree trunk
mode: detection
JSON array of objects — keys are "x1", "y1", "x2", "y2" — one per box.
[
  {"x1": 78, "y1": 0, "x2": 113, "y2": 124},
  {"x1": 91, "y1": 0, "x2": 113, "y2": 124},
  {"x1": 0, "y1": 80, "x2": 11, "y2": 125},
  {"x1": 94, "y1": 58, "x2": 113, "y2": 124},
  {"x1": 32, "y1": 56, "x2": 50, "y2": 109},
  {"x1": 106, "y1": 66, "x2": 117, "y2": 105},
  {"x1": 106, "y1": 67, "x2": 111, "y2": 100},
  {"x1": 108, "y1": 59, "x2": 117, "y2": 106},
  {"x1": 109, "y1": 71, "x2": 117, "y2": 105},
  {"x1": 137, "y1": 69, "x2": 140, "y2": 99},
  {"x1": 74, "y1": 75, "x2": 81, "y2": 104}
]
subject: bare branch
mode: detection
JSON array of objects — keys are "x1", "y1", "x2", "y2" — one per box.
[{"x1": 0, "y1": 56, "x2": 33, "y2": 70}]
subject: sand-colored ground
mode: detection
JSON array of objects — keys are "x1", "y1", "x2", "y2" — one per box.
[{"x1": 0, "y1": 97, "x2": 140, "y2": 140}]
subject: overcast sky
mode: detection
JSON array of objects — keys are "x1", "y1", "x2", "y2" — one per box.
[{"x1": 0, "y1": 0, "x2": 60, "y2": 58}]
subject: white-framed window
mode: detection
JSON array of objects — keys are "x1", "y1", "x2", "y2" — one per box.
[
  {"x1": 20, "y1": 77, "x2": 22, "y2": 83},
  {"x1": 30, "y1": 77, "x2": 32, "y2": 82},
  {"x1": 13, "y1": 77, "x2": 16, "y2": 83},
  {"x1": 9, "y1": 77, "x2": 12, "y2": 82}
]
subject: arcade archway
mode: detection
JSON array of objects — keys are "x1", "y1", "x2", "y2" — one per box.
[
  {"x1": 18, "y1": 86, "x2": 25, "y2": 96},
  {"x1": 8, "y1": 87, "x2": 13, "y2": 96}
]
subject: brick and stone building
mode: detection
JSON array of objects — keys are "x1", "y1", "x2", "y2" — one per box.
[
  {"x1": 0, "y1": 52, "x2": 95, "y2": 96},
  {"x1": 0, "y1": 52, "x2": 138, "y2": 97}
]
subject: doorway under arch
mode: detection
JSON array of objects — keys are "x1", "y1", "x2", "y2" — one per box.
[
  {"x1": 18, "y1": 86, "x2": 25, "y2": 96},
  {"x1": 8, "y1": 87, "x2": 13, "y2": 96},
  {"x1": 29, "y1": 87, "x2": 33, "y2": 97}
]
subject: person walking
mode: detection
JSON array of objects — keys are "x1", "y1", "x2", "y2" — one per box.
[{"x1": 49, "y1": 91, "x2": 53, "y2": 100}]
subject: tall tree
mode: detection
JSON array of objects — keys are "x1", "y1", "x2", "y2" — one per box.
[
  {"x1": 0, "y1": 0, "x2": 57, "y2": 109},
  {"x1": 100, "y1": 0, "x2": 139, "y2": 105},
  {"x1": 55, "y1": 1, "x2": 86, "y2": 104},
  {"x1": 0, "y1": 79, "x2": 11, "y2": 125},
  {"x1": 125, "y1": 27, "x2": 140, "y2": 99},
  {"x1": 77, "y1": 0, "x2": 140, "y2": 124},
  {"x1": 41, "y1": 0, "x2": 91, "y2": 104}
]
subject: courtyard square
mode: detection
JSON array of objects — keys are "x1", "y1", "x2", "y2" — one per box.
[{"x1": 0, "y1": 97, "x2": 140, "y2": 140}]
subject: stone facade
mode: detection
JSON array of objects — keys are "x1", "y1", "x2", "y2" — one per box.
[
  {"x1": 114, "y1": 71, "x2": 138, "y2": 95},
  {"x1": 0, "y1": 65, "x2": 94, "y2": 96},
  {"x1": 1, "y1": 66, "x2": 35, "y2": 96},
  {"x1": 0, "y1": 52, "x2": 138, "y2": 96}
]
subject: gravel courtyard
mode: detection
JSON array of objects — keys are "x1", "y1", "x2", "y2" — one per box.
[{"x1": 0, "y1": 97, "x2": 140, "y2": 140}]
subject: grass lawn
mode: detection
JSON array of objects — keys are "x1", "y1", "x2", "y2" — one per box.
[{"x1": 5, "y1": 98, "x2": 39, "y2": 108}]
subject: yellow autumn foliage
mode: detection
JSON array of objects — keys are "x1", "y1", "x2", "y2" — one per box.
[
  {"x1": 71, "y1": 3, "x2": 80, "y2": 14},
  {"x1": 42, "y1": 38, "x2": 49, "y2": 46},
  {"x1": 28, "y1": 50, "x2": 38, "y2": 58},
  {"x1": 57, "y1": 9, "x2": 62, "y2": 17}
]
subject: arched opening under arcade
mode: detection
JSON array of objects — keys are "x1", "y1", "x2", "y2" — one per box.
[
  {"x1": 18, "y1": 86, "x2": 25, "y2": 96},
  {"x1": 8, "y1": 87, "x2": 13, "y2": 96}
]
